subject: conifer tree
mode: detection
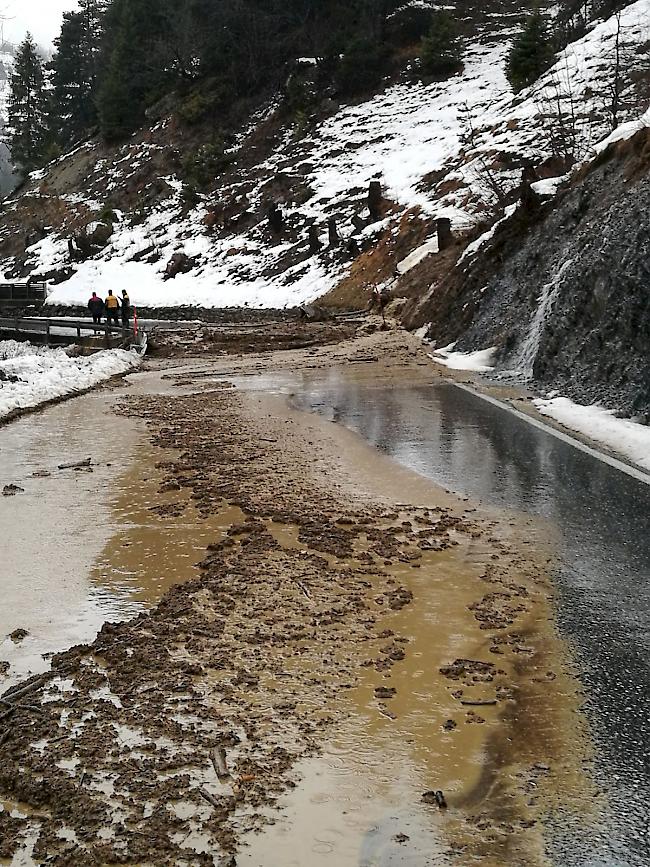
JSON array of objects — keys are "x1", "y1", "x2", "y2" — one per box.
[
  {"x1": 98, "y1": 0, "x2": 173, "y2": 141},
  {"x1": 6, "y1": 33, "x2": 49, "y2": 172},
  {"x1": 49, "y1": 2, "x2": 105, "y2": 148},
  {"x1": 506, "y1": 11, "x2": 555, "y2": 92},
  {"x1": 420, "y1": 10, "x2": 463, "y2": 77}
]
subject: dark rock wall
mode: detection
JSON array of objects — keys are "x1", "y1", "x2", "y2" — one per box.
[{"x1": 420, "y1": 130, "x2": 650, "y2": 417}]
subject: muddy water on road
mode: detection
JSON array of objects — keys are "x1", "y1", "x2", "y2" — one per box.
[
  {"x1": 0, "y1": 371, "x2": 242, "y2": 691},
  {"x1": 240, "y1": 531, "x2": 589, "y2": 867},
  {"x1": 283, "y1": 373, "x2": 650, "y2": 867},
  {"x1": 0, "y1": 361, "x2": 592, "y2": 867},
  {"x1": 239, "y1": 541, "x2": 489, "y2": 867},
  {"x1": 0, "y1": 393, "x2": 142, "y2": 686}
]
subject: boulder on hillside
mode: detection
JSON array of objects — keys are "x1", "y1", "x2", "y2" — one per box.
[
  {"x1": 164, "y1": 252, "x2": 195, "y2": 280},
  {"x1": 85, "y1": 221, "x2": 113, "y2": 248}
]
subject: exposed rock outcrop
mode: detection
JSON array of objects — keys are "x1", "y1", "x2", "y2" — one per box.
[{"x1": 408, "y1": 128, "x2": 650, "y2": 416}]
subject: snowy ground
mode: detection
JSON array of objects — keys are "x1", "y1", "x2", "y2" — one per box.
[
  {"x1": 0, "y1": 341, "x2": 141, "y2": 420},
  {"x1": 429, "y1": 344, "x2": 498, "y2": 372},
  {"x1": 534, "y1": 396, "x2": 650, "y2": 473},
  {"x1": 424, "y1": 331, "x2": 650, "y2": 473},
  {"x1": 0, "y1": 1, "x2": 646, "y2": 311}
]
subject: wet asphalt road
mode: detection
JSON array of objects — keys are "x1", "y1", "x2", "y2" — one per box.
[{"x1": 293, "y1": 378, "x2": 650, "y2": 866}]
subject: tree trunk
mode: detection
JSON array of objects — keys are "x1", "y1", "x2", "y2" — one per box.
[
  {"x1": 368, "y1": 181, "x2": 383, "y2": 222},
  {"x1": 519, "y1": 167, "x2": 540, "y2": 212},
  {"x1": 347, "y1": 238, "x2": 360, "y2": 258},
  {"x1": 308, "y1": 225, "x2": 322, "y2": 254},
  {"x1": 267, "y1": 203, "x2": 283, "y2": 234},
  {"x1": 437, "y1": 218, "x2": 454, "y2": 251},
  {"x1": 328, "y1": 217, "x2": 340, "y2": 247}
]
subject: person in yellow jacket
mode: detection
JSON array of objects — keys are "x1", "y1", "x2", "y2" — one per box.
[{"x1": 105, "y1": 290, "x2": 121, "y2": 326}]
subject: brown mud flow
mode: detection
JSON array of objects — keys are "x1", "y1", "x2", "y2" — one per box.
[
  {"x1": 0, "y1": 333, "x2": 595, "y2": 866},
  {"x1": 0, "y1": 383, "x2": 243, "y2": 691}
]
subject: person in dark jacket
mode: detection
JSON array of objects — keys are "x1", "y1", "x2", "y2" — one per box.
[
  {"x1": 88, "y1": 292, "x2": 104, "y2": 324},
  {"x1": 121, "y1": 290, "x2": 131, "y2": 328}
]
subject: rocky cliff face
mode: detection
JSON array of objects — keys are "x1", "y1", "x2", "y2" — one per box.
[{"x1": 410, "y1": 127, "x2": 650, "y2": 417}]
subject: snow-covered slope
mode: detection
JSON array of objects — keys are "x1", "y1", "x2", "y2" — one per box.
[{"x1": 0, "y1": 1, "x2": 648, "y2": 309}]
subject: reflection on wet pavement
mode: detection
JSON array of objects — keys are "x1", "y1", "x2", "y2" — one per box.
[{"x1": 288, "y1": 374, "x2": 650, "y2": 867}]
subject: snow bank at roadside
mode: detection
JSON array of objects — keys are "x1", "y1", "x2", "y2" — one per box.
[
  {"x1": 0, "y1": 341, "x2": 141, "y2": 419},
  {"x1": 534, "y1": 396, "x2": 650, "y2": 472},
  {"x1": 430, "y1": 344, "x2": 497, "y2": 372}
]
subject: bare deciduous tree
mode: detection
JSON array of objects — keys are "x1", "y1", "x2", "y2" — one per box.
[{"x1": 459, "y1": 102, "x2": 515, "y2": 210}]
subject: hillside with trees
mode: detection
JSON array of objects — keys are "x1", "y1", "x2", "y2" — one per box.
[
  {"x1": 0, "y1": 38, "x2": 17, "y2": 192},
  {"x1": 0, "y1": 0, "x2": 647, "y2": 417},
  {"x1": 5, "y1": 0, "x2": 555, "y2": 164}
]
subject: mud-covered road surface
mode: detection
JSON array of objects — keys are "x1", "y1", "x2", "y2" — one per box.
[
  {"x1": 0, "y1": 329, "x2": 596, "y2": 866},
  {"x1": 288, "y1": 371, "x2": 650, "y2": 866}
]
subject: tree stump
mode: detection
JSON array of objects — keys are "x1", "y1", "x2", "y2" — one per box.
[
  {"x1": 519, "y1": 166, "x2": 541, "y2": 213},
  {"x1": 308, "y1": 225, "x2": 322, "y2": 254},
  {"x1": 328, "y1": 217, "x2": 340, "y2": 247},
  {"x1": 368, "y1": 181, "x2": 383, "y2": 222},
  {"x1": 347, "y1": 238, "x2": 360, "y2": 258},
  {"x1": 437, "y1": 218, "x2": 454, "y2": 251},
  {"x1": 268, "y1": 203, "x2": 284, "y2": 234}
]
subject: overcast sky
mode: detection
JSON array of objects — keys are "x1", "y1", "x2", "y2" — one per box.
[{"x1": 2, "y1": 0, "x2": 79, "y2": 49}]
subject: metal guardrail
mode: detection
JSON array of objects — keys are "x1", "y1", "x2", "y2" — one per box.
[
  {"x1": 0, "y1": 316, "x2": 138, "y2": 347},
  {"x1": 0, "y1": 282, "x2": 48, "y2": 301}
]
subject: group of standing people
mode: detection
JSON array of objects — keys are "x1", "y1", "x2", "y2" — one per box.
[{"x1": 88, "y1": 290, "x2": 132, "y2": 327}]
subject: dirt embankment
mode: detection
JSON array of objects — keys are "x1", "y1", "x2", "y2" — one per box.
[
  {"x1": 146, "y1": 319, "x2": 357, "y2": 357},
  {"x1": 0, "y1": 331, "x2": 590, "y2": 866}
]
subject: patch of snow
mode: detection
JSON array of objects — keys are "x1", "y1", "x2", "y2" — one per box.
[
  {"x1": 0, "y1": 341, "x2": 141, "y2": 419},
  {"x1": 413, "y1": 323, "x2": 432, "y2": 340},
  {"x1": 592, "y1": 106, "x2": 650, "y2": 155},
  {"x1": 534, "y1": 396, "x2": 650, "y2": 471},
  {"x1": 430, "y1": 344, "x2": 497, "y2": 372},
  {"x1": 530, "y1": 174, "x2": 570, "y2": 196},
  {"x1": 458, "y1": 204, "x2": 518, "y2": 264},
  {"x1": 45, "y1": 256, "x2": 333, "y2": 309},
  {"x1": 397, "y1": 238, "x2": 439, "y2": 274}
]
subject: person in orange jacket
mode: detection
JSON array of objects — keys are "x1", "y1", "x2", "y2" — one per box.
[{"x1": 104, "y1": 290, "x2": 120, "y2": 326}]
